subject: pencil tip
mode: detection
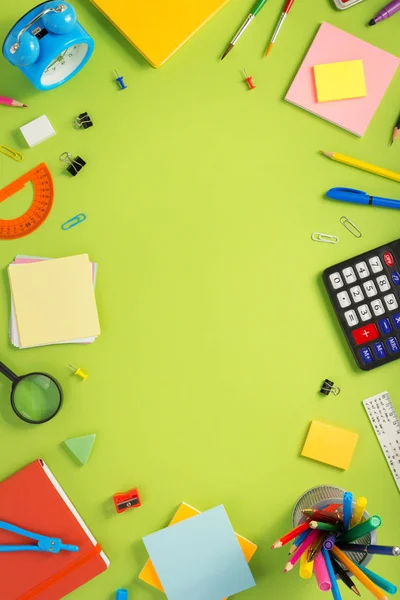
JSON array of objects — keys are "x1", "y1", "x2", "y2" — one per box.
[
  {"x1": 265, "y1": 43, "x2": 273, "y2": 57},
  {"x1": 221, "y1": 44, "x2": 233, "y2": 60},
  {"x1": 22, "y1": 104, "x2": 27, "y2": 107},
  {"x1": 369, "y1": 19, "x2": 376, "y2": 25}
]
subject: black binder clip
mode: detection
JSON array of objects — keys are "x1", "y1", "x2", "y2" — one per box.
[
  {"x1": 59, "y1": 152, "x2": 86, "y2": 177},
  {"x1": 73, "y1": 112, "x2": 93, "y2": 130},
  {"x1": 320, "y1": 379, "x2": 340, "y2": 396}
]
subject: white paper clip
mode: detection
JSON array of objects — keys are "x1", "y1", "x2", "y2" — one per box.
[
  {"x1": 340, "y1": 216, "x2": 362, "y2": 238},
  {"x1": 311, "y1": 232, "x2": 339, "y2": 244}
]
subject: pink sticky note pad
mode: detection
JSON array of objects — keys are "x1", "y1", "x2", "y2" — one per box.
[{"x1": 285, "y1": 22, "x2": 400, "y2": 137}]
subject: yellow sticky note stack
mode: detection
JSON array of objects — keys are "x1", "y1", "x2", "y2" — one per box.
[
  {"x1": 139, "y1": 502, "x2": 257, "y2": 594},
  {"x1": 301, "y1": 420, "x2": 359, "y2": 470},
  {"x1": 313, "y1": 60, "x2": 367, "y2": 102}
]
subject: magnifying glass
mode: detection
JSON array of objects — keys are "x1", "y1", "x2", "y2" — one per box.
[{"x1": 0, "y1": 361, "x2": 63, "y2": 424}]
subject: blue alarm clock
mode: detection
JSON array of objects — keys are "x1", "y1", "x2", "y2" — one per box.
[{"x1": 2, "y1": 1, "x2": 94, "y2": 91}]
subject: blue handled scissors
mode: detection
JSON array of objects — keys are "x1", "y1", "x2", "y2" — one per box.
[{"x1": 0, "y1": 521, "x2": 79, "y2": 553}]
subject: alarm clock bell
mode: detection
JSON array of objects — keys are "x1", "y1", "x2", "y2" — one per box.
[{"x1": 2, "y1": 1, "x2": 94, "y2": 91}]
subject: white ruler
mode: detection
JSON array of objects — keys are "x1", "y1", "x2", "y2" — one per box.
[{"x1": 363, "y1": 391, "x2": 400, "y2": 492}]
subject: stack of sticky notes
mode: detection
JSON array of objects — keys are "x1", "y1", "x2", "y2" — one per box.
[
  {"x1": 8, "y1": 254, "x2": 100, "y2": 349},
  {"x1": 301, "y1": 420, "x2": 359, "y2": 470},
  {"x1": 313, "y1": 59, "x2": 367, "y2": 103},
  {"x1": 140, "y1": 504, "x2": 256, "y2": 600}
]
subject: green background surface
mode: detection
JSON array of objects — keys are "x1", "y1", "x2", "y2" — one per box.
[{"x1": 0, "y1": 0, "x2": 400, "y2": 598}]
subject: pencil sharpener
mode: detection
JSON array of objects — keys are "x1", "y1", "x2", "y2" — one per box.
[{"x1": 113, "y1": 488, "x2": 141, "y2": 513}]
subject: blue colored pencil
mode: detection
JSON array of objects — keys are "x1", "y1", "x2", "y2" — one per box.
[
  {"x1": 289, "y1": 529, "x2": 311, "y2": 554},
  {"x1": 343, "y1": 492, "x2": 353, "y2": 532},
  {"x1": 322, "y1": 548, "x2": 342, "y2": 600},
  {"x1": 357, "y1": 563, "x2": 398, "y2": 595}
]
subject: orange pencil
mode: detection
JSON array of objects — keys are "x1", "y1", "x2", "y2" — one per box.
[
  {"x1": 331, "y1": 547, "x2": 389, "y2": 600},
  {"x1": 271, "y1": 520, "x2": 310, "y2": 549}
]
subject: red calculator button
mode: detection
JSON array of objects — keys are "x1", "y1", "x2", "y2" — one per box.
[
  {"x1": 352, "y1": 324, "x2": 379, "y2": 345},
  {"x1": 384, "y1": 252, "x2": 394, "y2": 267}
]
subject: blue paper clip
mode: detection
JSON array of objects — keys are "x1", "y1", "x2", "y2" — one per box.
[
  {"x1": 0, "y1": 520, "x2": 79, "y2": 553},
  {"x1": 62, "y1": 213, "x2": 86, "y2": 231}
]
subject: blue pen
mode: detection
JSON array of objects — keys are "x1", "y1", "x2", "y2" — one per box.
[
  {"x1": 357, "y1": 563, "x2": 398, "y2": 595},
  {"x1": 322, "y1": 548, "x2": 342, "y2": 600},
  {"x1": 327, "y1": 187, "x2": 400, "y2": 209},
  {"x1": 343, "y1": 492, "x2": 353, "y2": 532}
]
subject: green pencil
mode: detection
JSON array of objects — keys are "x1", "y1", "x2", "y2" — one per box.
[{"x1": 309, "y1": 520, "x2": 340, "y2": 532}]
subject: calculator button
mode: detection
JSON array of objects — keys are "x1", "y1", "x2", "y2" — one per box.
[
  {"x1": 376, "y1": 275, "x2": 390, "y2": 292},
  {"x1": 392, "y1": 271, "x2": 400, "y2": 285},
  {"x1": 349, "y1": 286, "x2": 364, "y2": 303},
  {"x1": 387, "y1": 336, "x2": 400, "y2": 354},
  {"x1": 355, "y1": 261, "x2": 369, "y2": 279},
  {"x1": 369, "y1": 256, "x2": 383, "y2": 273},
  {"x1": 329, "y1": 272, "x2": 344, "y2": 289},
  {"x1": 358, "y1": 304, "x2": 372, "y2": 321},
  {"x1": 360, "y1": 347, "x2": 374, "y2": 365},
  {"x1": 384, "y1": 294, "x2": 398, "y2": 311},
  {"x1": 392, "y1": 313, "x2": 400, "y2": 329},
  {"x1": 352, "y1": 323, "x2": 379, "y2": 345},
  {"x1": 371, "y1": 299, "x2": 385, "y2": 316},
  {"x1": 344, "y1": 310, "x2": 359, "y2": 327},
  {"x1": 342, "y1": 267, "x2": 357, "y2": 284},
  {"x1": 378, "y1": 318, "x2": 392, "y2": 335},
  {"x1": 373, "y1": 342, "x2": 387, "y2": 359},
  {"x1": 363, "y1": 280, "x2": 377, "y2": 298},
  {"x1": 384, "y1": 252, "x2": 394, "y2": 267},
  {"x1": 337, "y1": 291, "x2": 351, "y2": 308}
]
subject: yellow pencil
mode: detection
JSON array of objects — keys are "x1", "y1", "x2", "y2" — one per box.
[
  {"x1": 299, "y1": 551, "x2": 314, "y2": 579},
  {"x1": 351, "y1": 497, "x2": 367, "y2": 528},
  {"x1": 331, "y1": 547, "x2": 389, "y2": 600},
  {"x1": 321, "y1": 151, "x2": 400, "y2": 183}
]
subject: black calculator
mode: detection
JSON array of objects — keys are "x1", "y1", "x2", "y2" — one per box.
[{"x1": 323, "y1": 239, "x2": 400, "y2": 371}]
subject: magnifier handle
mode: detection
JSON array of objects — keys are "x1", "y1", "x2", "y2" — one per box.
[{"x1": 0, "y1": 362, "x2": 18, "y2": 383}]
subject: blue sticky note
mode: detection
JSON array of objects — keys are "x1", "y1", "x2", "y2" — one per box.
[{"x1": 142, "y1": 505, "x2": 256, "y2": 600}]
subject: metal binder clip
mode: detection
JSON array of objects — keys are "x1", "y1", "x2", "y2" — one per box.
[
  {"x1": 311, "y1": 232, "x2": 339, "y2": 244},
  {"x1": 320, "y1": 379, "x2": 340, "y2": 396},
  {"x1": 340, "y1": 216, "x2": 362, "y2": 238},
  {"x1": 59, "y1": 152, "x2": 86, "y2": 176},
  {"x1": 73, "y1": 112, "x2": 93, "y2": 130}
]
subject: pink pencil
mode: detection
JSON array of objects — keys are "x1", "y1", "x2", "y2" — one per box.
[
  {"x1": 0, "y1": 96, "x2": 27, "y2": 108},
  {"x1": 284, "y1": 530, "x2": 319, "y2": 572}
]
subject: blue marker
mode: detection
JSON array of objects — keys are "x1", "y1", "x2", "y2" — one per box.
[
  {"x1": 357, "y1": 564, "x2": 397, "y2": 595},
  {"x1": 327, "y1": 187, "x2": 400, "y2": 209},
  {"x1": 343, "y1": 492, "x2": 353, "y2": 532},
  {"x1": 116, "y1": 590, "x2": 128, "y2": 600},
  {"x1": 322, "y1": 548, "x2": 342, "y2": 600}
]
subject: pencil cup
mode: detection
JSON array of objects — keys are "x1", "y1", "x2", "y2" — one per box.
[{"x1": 292, "y1": 485, "x2": 376, "y2": 570}]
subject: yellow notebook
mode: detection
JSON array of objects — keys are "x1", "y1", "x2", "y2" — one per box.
[
  {"x1": 8, "y1": 254, "x2": 100, "y2": 348},
  {"x1": 139, "y1": 502, "x2": 257, "y2": 594},
  {"x1": 301, "y1": 420, "x2": 359, "y2": 470},
  {"x1": 89, "y1": 0, "x2": 231, "y2": 67}
]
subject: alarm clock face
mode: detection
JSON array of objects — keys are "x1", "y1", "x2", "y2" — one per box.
[{"x1": 40, "y1": 42, "x2": 88, "y2": 86}]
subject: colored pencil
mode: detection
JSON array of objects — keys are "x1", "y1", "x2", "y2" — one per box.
[
  {"x1": 357, "y1": 563, "x2": 398, "y2": 595},
  {"x1": 299, "y1": 551, "x2": 314, "y2": 579},
  {"x1": 322, "y1": 548, "x2": 342, "y2": 599},
  {"x1": 320, "y1": 151, "x2": 400, "y2": 184},
  {"x1": 0, "y1": 96, "x2": 27, "y2": 108},
  {"x1": 338, "y1": 543, "x2": 400, "y2": 556},
  {"x1": 310, "y1": 521, "x2": 340, "y2": 532},
  {"x1": 302, "y1": 508, "x2": 341, "y2": 524},
  {"x1": 351, "y1": 497, "x2": 367, "y2": 527},
  {"x1": 340, "y1": 515, "x2": 382, "y2": 544},
  {"x1": 391, "y1": 115, "x2": 400, "y2": 146},
  {"x1": 265, "y1": 0, "x2": 295, "y2": 56},
  {"x1": 271, "y1": 520, "x2": 310, "y2": 549},
  {"x1": 289, "y1": 529, "x2": 310, "y2": 554},
  {"x1": 331, "y1": 546, "x2": 389, "y2": 600},
  {"x1": 284, "y1": 530, "x2": 319, "y2": 572},
  {"x1": 331, "y1": 556, "x2": 361, "y2": 596}
]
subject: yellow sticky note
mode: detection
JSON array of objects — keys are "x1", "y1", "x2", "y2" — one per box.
[
  {"x1": 138, "y1": 502, "x2": 257, "y2": 593},
  {"x1": 301, "y1": 420, "x2": 359, "y2": 470},
  {"x1": 313, "y1": 60, "x2": 367, "y2": 102},
  {"x1": 8, "y1": 254, "x2": 100, "y2": 348}
]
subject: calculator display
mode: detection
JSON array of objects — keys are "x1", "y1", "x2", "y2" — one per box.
[{"x1": 323, "y1": 239, "x2": 400, "y2": 370}]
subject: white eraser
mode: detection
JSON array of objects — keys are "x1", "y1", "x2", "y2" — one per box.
[{"x1": 20, "y1": 114, "x2": 56, "y2": 148}]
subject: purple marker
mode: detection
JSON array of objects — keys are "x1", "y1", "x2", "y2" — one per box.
[
  {"x1": 323, "y1": 533, "x2": 337, "y2": 551},
  {"x1": 369, "y1": 0, "x2": 400, "y2": 25}
]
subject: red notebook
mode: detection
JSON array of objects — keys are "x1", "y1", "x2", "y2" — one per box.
[{"x1": 0, "y1": 459, "x2": 109, "y2": 600}]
